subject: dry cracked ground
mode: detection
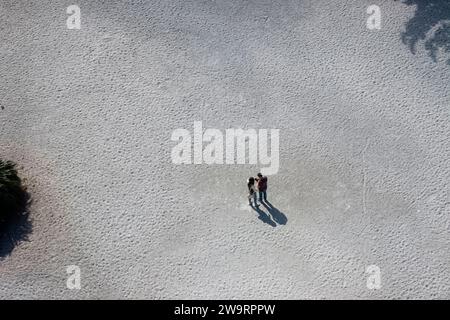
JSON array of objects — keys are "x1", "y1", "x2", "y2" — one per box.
[{"x1": 0, "y1": 0, "x2": 449, "y2": 299}]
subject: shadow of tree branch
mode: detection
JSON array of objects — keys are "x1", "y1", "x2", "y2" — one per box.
[
  {"x1": 400, "y1": 0, "x2": 450, "y2": 64},
  {"x1": 0, "y1": 161, "x2": 32, "y2": 259}
]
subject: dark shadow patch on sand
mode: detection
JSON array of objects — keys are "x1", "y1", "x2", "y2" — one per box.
[
  {"x1": 0, "y1": 176, "x2": 32, "y2": 259},
  {"x1": 400, "y1": 0, "x2": 450, "y2": 64}
]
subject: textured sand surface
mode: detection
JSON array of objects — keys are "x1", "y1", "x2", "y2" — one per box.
[{"x1": 0, "y1": 0, "x2": 449, "y2": 299}]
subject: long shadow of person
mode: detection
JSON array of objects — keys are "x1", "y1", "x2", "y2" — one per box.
[
  {"x1": 251, "y1": 204, "x2": 276, "y2": 227},
  {"x1": 262, "y1": 200, "x2": 288, "y2": 225}
]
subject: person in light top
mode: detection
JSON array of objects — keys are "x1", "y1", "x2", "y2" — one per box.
[{"x1": 247, "y1": 177, "x2": 258, "y2": 207}]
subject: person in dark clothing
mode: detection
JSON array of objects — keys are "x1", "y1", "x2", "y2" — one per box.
[
  {"x1": 255, "y1": 173, "x2": 268, "y2": 203},
  {"x1": 247, "y1": 177, "x2": 258, "y2": 207}
]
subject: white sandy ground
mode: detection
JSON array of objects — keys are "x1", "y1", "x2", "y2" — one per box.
[{"x1": 0, "y1": 0, "x2": 449, "y2": 299}]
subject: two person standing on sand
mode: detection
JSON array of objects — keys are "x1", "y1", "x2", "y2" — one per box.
[{"x1": 247, "y1": 173, "x2": 268, "y2": 207}]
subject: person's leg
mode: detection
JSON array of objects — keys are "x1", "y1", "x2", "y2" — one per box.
[
  {"x1": 253, "y1": 192, "x2": 258, "y2": 206},
  {"x1": 263, "y1": 191, "x2": 267, "y2": 202},
  {"x1": 259, "y1": 191, "x2": 263, "y2": 202}
]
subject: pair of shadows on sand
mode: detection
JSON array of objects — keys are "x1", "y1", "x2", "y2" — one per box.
[
  {"x1": 400, "y1": 0, "x2": 450, "y2": 65},
  {"x1": 0, "y1": 193, "x2": 32, "y2": 259},
  {"x1": 251, "y1": 200, "x2": 287, "y2": 227}
]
